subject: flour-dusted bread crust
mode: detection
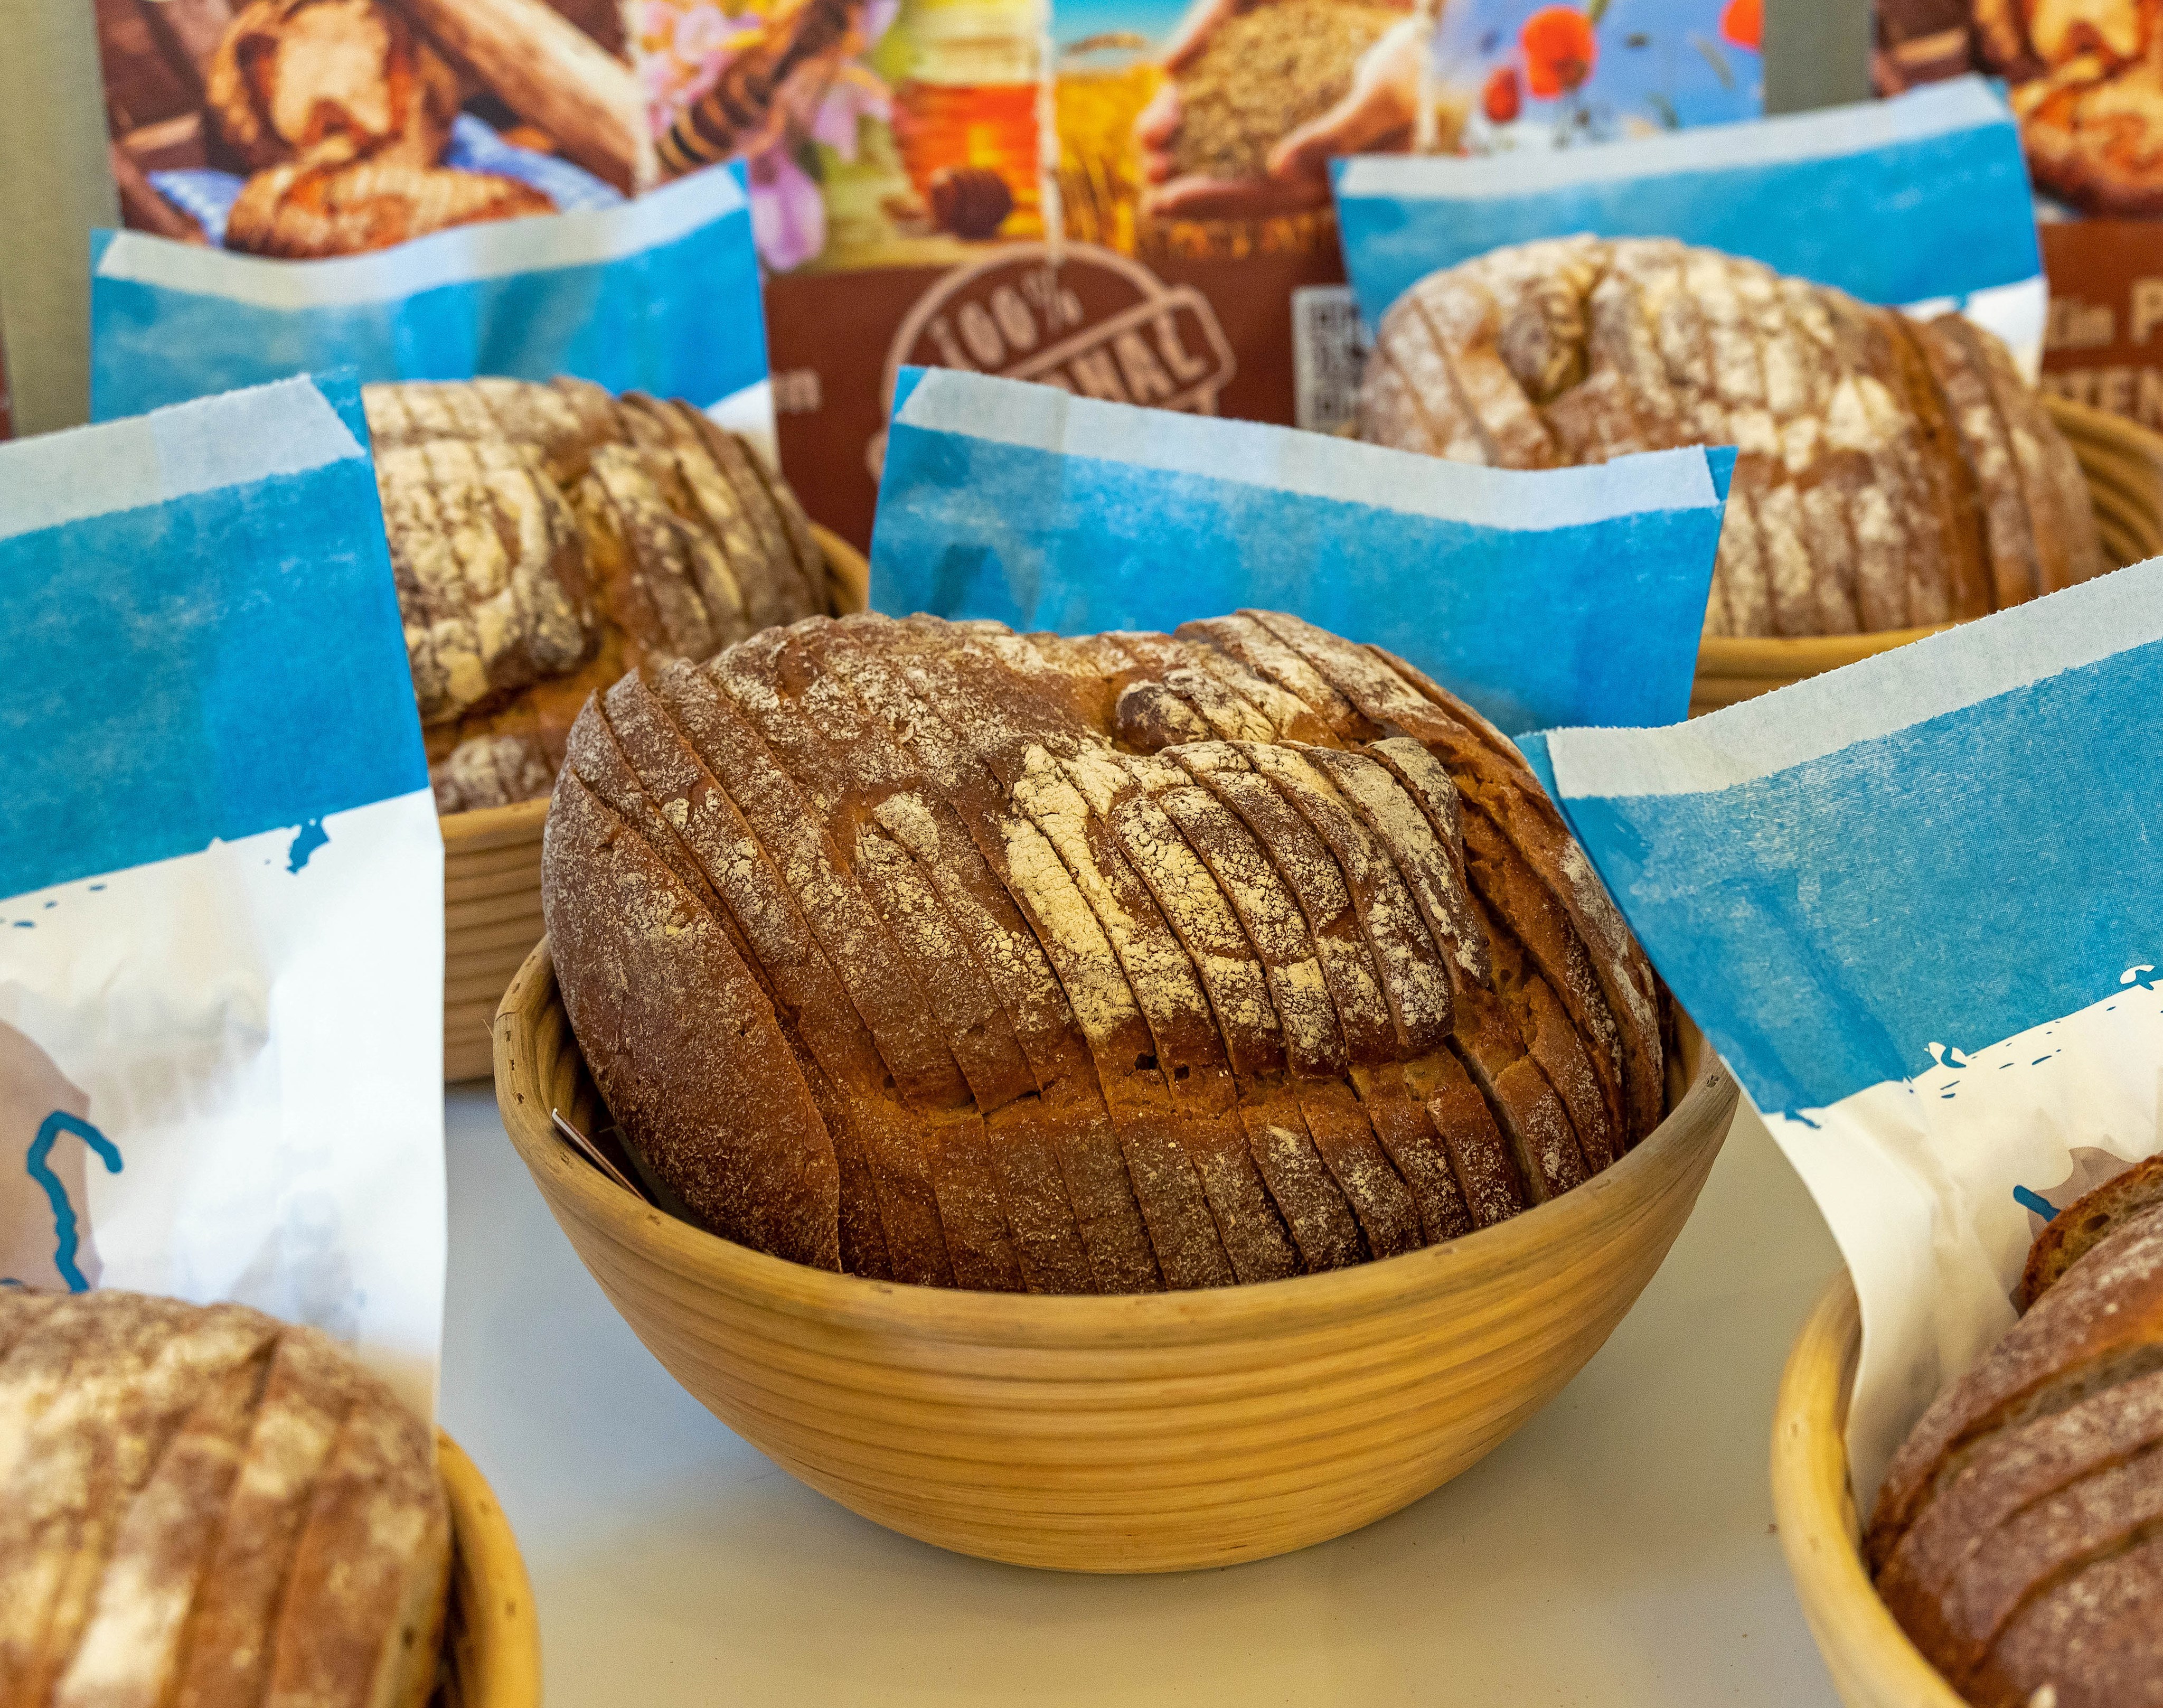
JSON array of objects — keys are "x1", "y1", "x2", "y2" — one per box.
[
  {"x1": 543, "y1": 612, "x2": 1668, "y2": 1292},
  {"x1": 362, "y1": 378, "x2": 833, "y2": 815},
  {"x1": 1869, "y1": 1204, "x2": 2163, "y2": 1707},
  {"x1": 0, "y1": 1289, "x2": 449, "y2": 1708},
  {"x1": 1359, "y1": 237, "x2": 2106, "y2": 638}
]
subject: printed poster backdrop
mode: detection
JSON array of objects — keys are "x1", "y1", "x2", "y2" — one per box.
[
  {"x1": 1874, "y1": 2, "x2": 2163, "y2": 433},
  {"x1": 88, "y1": 0, "x2": 1760, "y2": 545},
  {"x1": 633, "y1": 0, "x2": 1763, "y2": 546}
]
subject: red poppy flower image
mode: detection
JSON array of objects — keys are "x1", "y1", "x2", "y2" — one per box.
[
  {"x1": 1719, "y1": 0, "x2": 1761, "y2": 50},
  {"x1": 1520, "y1": 5, "x2": 1597, "y2": 99},
  {"x1": 1483, "y1": 62, "x2": 1522, "y2": 123}
]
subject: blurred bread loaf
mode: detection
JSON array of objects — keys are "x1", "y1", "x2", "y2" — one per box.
[
  {"x1": 0, "y1": 1288, "x2": 449, "y2": 1708},
  {"x1": 1359, "y1": 236, "x2": 2107, "y2": 639},
  {"x1": 1867, "y1": 1203, "x2": 2163, "y2": 1706},
  {"x1": 541, "y1": 608, "x2": 1665, "y2": 1291},
  {"x1": 2021, "y1": 1152, "x2": 2163, "y2": 1309},
  {"x1": 225, "y1": 158, "x2": 553, "y2": 257},
  {"x1": 360, "y1": 376, "x2": 831, "y2": 813}
]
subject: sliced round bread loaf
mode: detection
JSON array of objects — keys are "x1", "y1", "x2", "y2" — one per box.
[{"x1": 542, "y1": 610, "x2": 1668, "y2": 1292}]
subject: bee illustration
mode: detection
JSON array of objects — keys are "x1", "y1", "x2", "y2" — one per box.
[{"x1": 659, "y1": 0, "x2": 869, "y2": 175}]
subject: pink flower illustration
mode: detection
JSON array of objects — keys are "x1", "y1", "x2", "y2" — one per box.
[
  {"x1": 809, "y1": 63, "x2": 890, "y2": 161},
  {"x1": 749, "y1": 147, "x2": 826, "y2": 270}
]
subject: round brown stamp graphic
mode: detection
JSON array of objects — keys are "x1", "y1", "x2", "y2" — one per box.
[{"x1": 871, "y1": 241, "x2": 1237, "y2": 476}]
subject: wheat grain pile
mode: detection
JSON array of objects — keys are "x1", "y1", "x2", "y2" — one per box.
[{"x1": 1171, "y1": 0, "x2": 1399, "y2": 180}]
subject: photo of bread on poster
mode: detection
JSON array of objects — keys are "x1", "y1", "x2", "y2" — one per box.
[
  {"x1": 1875, "y1": 1, "x2": 2163, "y2": 217},
  {"x1": 94, "y1": 0, "x2": 649, "y2": 257}
]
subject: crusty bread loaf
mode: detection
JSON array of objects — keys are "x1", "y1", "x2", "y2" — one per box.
[
  {"x1": 225, "y1": 159, "x2": 553, "y2": 258},
  {"x1": 1868, "y1": 1204, "x2": 2163, "y2": 1707},
  {"x1": 541, "y1": 609, "x2": 1666, "y2": 1290},
  {"x1": 1358, "y1": 236, "x2": 2108, "y2": 639},
  {"x1": 0, "y1": 1288, "x2": 449, "y2": 1708},
  {"x1": 361, "y1": 377, "x2": 832, "y2": 813},
  {"x1": 2022, "y1": 1153, "x2": 2163, "y2": 1311}
]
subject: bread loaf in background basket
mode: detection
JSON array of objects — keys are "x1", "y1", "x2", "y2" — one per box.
[
  {"x1": 86, "y1": 155, "x2": 830, "y2": 1081},
  {"x1": 1332, "y1": 77, "x2": 2161, "y2": 709}
]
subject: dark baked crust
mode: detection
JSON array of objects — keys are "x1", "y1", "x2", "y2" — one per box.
[
  {"x1": 1870, "y1": 1205, "x2": 2163, "y2": 1704},
  {"x1": 543, "y1": 612, "x2": 1668, "y2": 1292},
  {"x1": 2023, "y1": 1154, "x2": 2163, "y2": 1310}
]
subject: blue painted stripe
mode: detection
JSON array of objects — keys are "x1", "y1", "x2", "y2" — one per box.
[
  {"x1": 870, "y1": 372, "x2": 1728, "y2": 733},
  {"x1": 89, "y1": 166, "x2": 765, "y2": 419},
  {"x1": 0, "y1": 374, "x2": 427, "y2": 901},
  {"x1": 1333, "y1": 80, "x2": 2038, "y2": 329},
  {"x1": 1534, "y1": 639, "x2": 2163, "y2": 1114}
]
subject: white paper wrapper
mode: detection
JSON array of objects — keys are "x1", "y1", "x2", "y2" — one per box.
[
  {"x1": 0, "y1": 374, "x2": 445, "y2": 1420},
  {"x1": 1517, "y1": 564, "x2": 2163, "y2": 1498}
]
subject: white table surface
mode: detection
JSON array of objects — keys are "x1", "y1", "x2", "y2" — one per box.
[{"x1": 441, "y1": 1085, "x2": 1847, "y2": 1706}]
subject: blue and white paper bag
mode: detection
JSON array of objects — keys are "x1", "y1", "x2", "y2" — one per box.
[
  {"x1": 0, "y1": 375, "x2": 445, "y2": 1418},
  {"x1": 90, "y1": 165, "x2": 773, "y2": 458},
  {"x1": 1334, "y1": 77, "x2": 2046, "y2": 375},
  {"x1": 1518, "y1": 566, "x2": 2163, "y2": 1499},
  {"x1": 870, "y1": 367, "x2": 1733, "y2": 733}
]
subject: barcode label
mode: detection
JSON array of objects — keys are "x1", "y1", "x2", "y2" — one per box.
[{"x1": 1291, "y1": 285, "x2": 1370, "y2": 436}]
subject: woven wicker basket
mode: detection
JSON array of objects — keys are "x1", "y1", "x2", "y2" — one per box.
[
  {"x1": 1769, "y1": 1273, "x2": 1965, "y2": 1708},
  {"x1": 492, "y1": 935, "x2": 1739, "y2": 1573},
  {"x1": 435, "y1": 1429, "x2": 540, "y2": 1708},
  {"x1": 439, "y1": 525, "x2": 870, "y2": 1081},
  {"x1": 1690, "y1": 396, "x2": 2163, "y2": 715}
]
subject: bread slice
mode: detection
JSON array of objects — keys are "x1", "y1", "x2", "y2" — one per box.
[
  {"x1": 1293, "y1": 1078, "x2": 1424, "y2": 1260},
  {"x1": 1348, "y1": 1061, "x2": 1474, "y2": 1242},
  {"x1": 0, "y1": 1293, "x2": 447, "y2": 1708},
  {"x1": 715, "y1": 630, "x2": 1038, "y2": 1114},
  {"x1": 1177, "y1": 745, "x2": 1399, "y2": 1065},
  {"x1": 811, "y1": 621, "x2": 1163, "y2": 1293},
  {"x1": 1966, "y1": 1529, "x2": 2163, "y2": 1708},
  {"x1": 1877, "y1": 1368, "x2": 2163, "y2": 1653},
  {"x1": 2023, "y1": 1154, "x2": 2163, "y2": 1309},
  {"x1": 374, "y1": 437, "x2": 596, "y2": 725},
  {"x1": 1868, "y1": 1204, "x2": 2163, "y2": 1572},
  {"x1": 543, "y1": 766, "x2": 845, "y2": 1271},
  {"x1": 1237, "y1": 742, "x2": 1455, "y2": 1057}
]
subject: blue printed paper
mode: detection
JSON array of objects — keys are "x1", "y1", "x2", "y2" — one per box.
[
  {"x1": 89, "y1": 165, "x2": 769, "y2": 448},
  {"x1": 0, "y1": 374, "x2": 445, "y2": 1417},
  {"x1": 1333, "y1": 77, "x2": 2045, "y2": 368},
  {"x1": 1521, "y1": 565, "x2": 2163, "y2": 1499},
  {"x1": 1, "y1": 375, "x2": 425, "y2": 901},
  {"x1": 870, "y1": 367, "x2": 1732, "y2": 733}
]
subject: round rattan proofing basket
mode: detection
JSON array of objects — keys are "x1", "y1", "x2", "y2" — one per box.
[
  {"x1": 439, "y1": 526, "x2": 869, "y2": 1082},
  {"x1": 1769, "y1": 1273, "x2": 1965, "y2": 1708},
  {"x1": 435, "y1": 1429, "x2": 541, "y2": 1708},
  {"x1": 492, "y1": 935, "x2": 1739, "y2": 1573},
  {"x1": 1689, "y1": 396, "x2": 2163, "y2": 716}
]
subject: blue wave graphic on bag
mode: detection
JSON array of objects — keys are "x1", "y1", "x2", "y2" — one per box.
[
  {"x1": 0, "y1": 374, "x2": 446, "y2": 1414},
  {"x1": 88, "y1": 164, "x2": 768, "y2": 441},
  {"x1": 869, "y1": 366, "x2": 1733, "y2": 733},
  {"x1": 1332, "y1": 77, "x2": 2045, "y2": 369},
  {"x1": 1517, "y1": 564, "x2": 2163, "y2": 1500}
]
